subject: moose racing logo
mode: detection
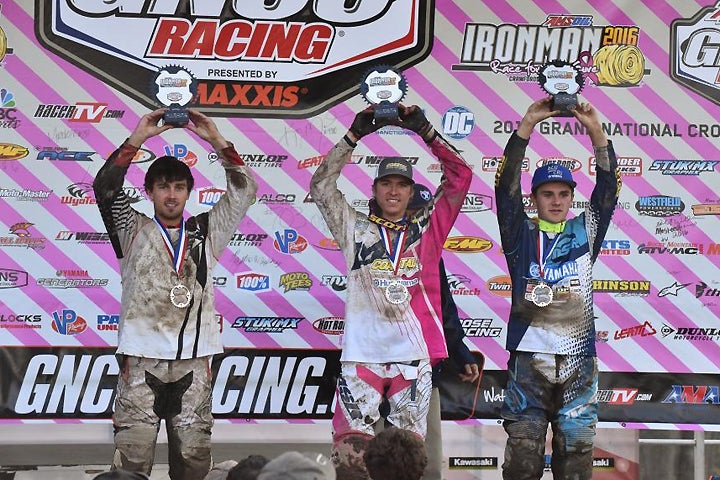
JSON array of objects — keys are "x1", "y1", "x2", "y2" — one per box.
[{"x1": 37, "y1": 0, "x2": 434, "y2": 118}]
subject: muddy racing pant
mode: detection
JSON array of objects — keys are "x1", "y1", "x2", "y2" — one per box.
[
  {"x1": 331, "y1": 360, "x2": 432, "y2": 475},
  {"x1": 112, "y1": 355, "x2": 213, "y2": 480},
  {"x1": 501, "y1": 351, "x2": 597, "y2": 480}
]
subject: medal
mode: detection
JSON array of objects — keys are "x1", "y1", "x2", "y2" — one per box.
[
  {"x1": 532, "y1": 229, "x2": 561, "y2": 308},
  {"x1": 531, "y1": 282, "x2": 553, "y2": 307},
  {"x1": 154, "y1": 216, "x2": 192, "y2": 308},
  {"x1": 170, "y1": 284, "x2": 192, "y2": 308},
  {"x1": 385, "y1": 281, "x2": 410, "y2": 305}
]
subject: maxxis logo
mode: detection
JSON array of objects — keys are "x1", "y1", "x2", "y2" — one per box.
[
  {"x1": 36, "y1": 0, "x2": 435, "y2": 118},
  {"x1": 670, "y1": 3, "x2": 720, "y2": 105}
]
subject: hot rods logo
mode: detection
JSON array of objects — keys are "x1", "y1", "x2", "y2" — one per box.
[{"x1": 37, "y1": 0, "x2": 434, "y2": 118}]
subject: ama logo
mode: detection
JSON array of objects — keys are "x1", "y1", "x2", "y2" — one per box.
[
  {"x1": 51, "y1": 309, "x2": 88, "y2": 335},
  {"x1": 273, "y1": 229, "x2": 308, "y2": 254}
]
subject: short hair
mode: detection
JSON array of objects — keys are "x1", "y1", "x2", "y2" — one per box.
[
  {"x1": 228, "y1": 454, "x2": 270, "y2": 480},
  {"x1": 92, "y1": 470, "x2": 149, "y2": 480},
  {"x1": 144, "y1": 155, "x2": 194, "y2": 192},
  {"x1": 363, "y1": 427, "x2": 427, "y2": 480}
]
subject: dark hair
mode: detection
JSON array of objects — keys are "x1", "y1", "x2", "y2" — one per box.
[
  {"x1": 92, "y1": 469, "x2": 149, "y2": 480},
  {"x1": 364, "y1": 427, "x2": 427, "y2": 480},
  {"x1": 144, "y1": 155, "x2": 194, "y2": 192},
  {"x1": 227, "y1": 454, "x2": 270, "y2": 480}
]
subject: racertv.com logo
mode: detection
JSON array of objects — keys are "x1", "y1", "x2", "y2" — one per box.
[{"x1": 36, "y1": 0, "x2": 435, "y2": 118}]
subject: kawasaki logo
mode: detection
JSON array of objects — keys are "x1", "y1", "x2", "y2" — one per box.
[{"x1": 37, "y1": 0, "x2": 434, "y2": 118}]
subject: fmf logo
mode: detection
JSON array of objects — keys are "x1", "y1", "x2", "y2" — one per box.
[
  {"x1": 0, "y1": 143, "x2": 29, "y2": 161},
  {"x1": 671, "y1": 3, "x2": 720, "y2": 106},
  {"x1": 37, "y1": 1, "x2": 434, "y2": 118},
  {"x1": 51, "y1": 309, "x2": 88, "y2": 335},
  {"x1": 453, "y1": 16, "x2": 648, "y2": 88},
  {"x1": 443, "y1": 236, "x2": 493, "y2": 253}
]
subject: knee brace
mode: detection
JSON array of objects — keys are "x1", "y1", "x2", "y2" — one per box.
[{"x1": 502, "y1": 420, "x2": 547, "y2": 479}]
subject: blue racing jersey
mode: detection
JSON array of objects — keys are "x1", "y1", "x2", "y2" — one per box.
[{"x1": 494, "y1": 132, "x2": 621, "y2": 356}]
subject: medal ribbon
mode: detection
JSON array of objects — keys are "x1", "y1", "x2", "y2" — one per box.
[
  {"x1": 368, "y1": 213, "x2": 407, "y2": 232},
  {"x1": 154, "y1": 216, "x2": 188, "y2": 275},
  {"x1": 379, "y1": 223, "x2": 408, "y2": 275},
  {"x1": 537, "y1": 231, "x2": 560, "y2": 280}
]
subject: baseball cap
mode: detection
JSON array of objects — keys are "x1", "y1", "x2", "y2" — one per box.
[
  {"x1": 257, "y1": 451, "x2": 336, "y2": 480},
  {"x1": 408, "y1": 183, "x2": 433, "y2": 211},
  {"x1": 531, "y1": 163, "x2": 576, "y2": 192},
  {"x1": 375, "y1": 157, "x2": 414, "y2": 183}
]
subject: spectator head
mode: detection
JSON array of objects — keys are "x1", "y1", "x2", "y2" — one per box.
[
  {"x1": 228, "y1": 454, "x2": 270, "y2": 480},
  {"x1": 363, "y1": 427, "x2": 427, "y2": 480},
  {"x1": 92, "y1": 470, "x2": 150, "y2": 480},
  {"x1": 257, "y1": 451, "x2": 336, "y2": 480},
  {"x1": 203, "y1": 460, "x2": 239, "y2": 480}
]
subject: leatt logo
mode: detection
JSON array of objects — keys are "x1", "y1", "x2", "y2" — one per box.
[
  {"x1": 37, "y1": 1, "x2": 434, "y2": 118},
  {"x1": 671, "y1": 3, "x2": 720, "y2": 106}
]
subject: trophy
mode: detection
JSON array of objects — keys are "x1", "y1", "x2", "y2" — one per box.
[
  {"x1": 538, "y1": 60, "x2": 584, "y2": 117},
  {"x1": 153, "y1": 66, "x2": 197, "y2": 126},
  {"x1": 360, "y1": 65, "x2": 408, "y2": 122}
]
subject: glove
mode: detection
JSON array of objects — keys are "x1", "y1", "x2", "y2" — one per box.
[
  {"x1": 399, "y1": 105, "x2": 434, "y2": 139},
  {"x1": 349, "y1": 107, "x2": 380, "y2": 140}
]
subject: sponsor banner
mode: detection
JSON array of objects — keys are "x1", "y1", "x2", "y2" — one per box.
[
  {"x1": 2, "y1": 348, "x2": 716, "y2": 426},
  {"x1": 0, "y1": 0, "x2": 709, "y2": 430},
  {"x1": 36, "y1": 1, "x2": 435, "y2": 118}
]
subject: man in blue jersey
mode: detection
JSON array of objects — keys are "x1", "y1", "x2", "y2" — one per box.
[{"x1": 494, "y1": 98, "x2": 621, "y2": 480}]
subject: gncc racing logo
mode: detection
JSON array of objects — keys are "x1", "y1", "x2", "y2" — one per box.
[
  {"x1": 11, "y1": 350, "x2": 339, "y2": 417},
  {"x1": 671, "y1": 3, "x2": 720, "y2": 106},
  {"x1": 37, "y1": 1, "x2": 434, "y2": 118},
  {"x1": 453, "y1": 15, "x2": 648, "y2": 88}
]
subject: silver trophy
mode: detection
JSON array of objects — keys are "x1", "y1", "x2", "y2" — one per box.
[
  {"x1": 538, "y1": 60, "x2": 584, "y2": 117},
  {"x1": 153, "y1": 66, "x2": 197, "y2": 126},
  {"x1": 360, "y1": 65, "x2": 408, "y2": 122}
]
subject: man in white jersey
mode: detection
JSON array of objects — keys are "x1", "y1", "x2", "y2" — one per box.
[{"x1": 93, "y1": 108, "x2": 257, "y2": 479}]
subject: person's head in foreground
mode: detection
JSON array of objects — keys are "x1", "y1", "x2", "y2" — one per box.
[
  {"x1": 93, "y1": 470, "x2": 149, "y2": 480},
  {"x1": 257, "y1": 451, "x2": 336, "y2": 480},
  {"x1": 363, "y1": 427, "x2": 428, "y2": 480},
  {"x1": 372, "y1": 157, "x2": 415, "y2": 221}
]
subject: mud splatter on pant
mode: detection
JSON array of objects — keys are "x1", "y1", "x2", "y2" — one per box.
[
  {"x1": 112, "y1": 355, "x2": 213, "y2": 480},
  {"x1": 501, "y1": 352, "x2": 597, "y2": 480}
]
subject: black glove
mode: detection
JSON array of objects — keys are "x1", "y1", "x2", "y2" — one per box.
[
  {"x1": 400, "y1": 105, "x2": 433, "y2": 138},
  {"x1": 349, "y1": 107, "x2": 380, "y2": 140}
]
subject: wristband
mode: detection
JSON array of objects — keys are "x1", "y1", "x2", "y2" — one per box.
[{"x1": 343, "y1": 134, "x2": 357, "y2": 148}]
